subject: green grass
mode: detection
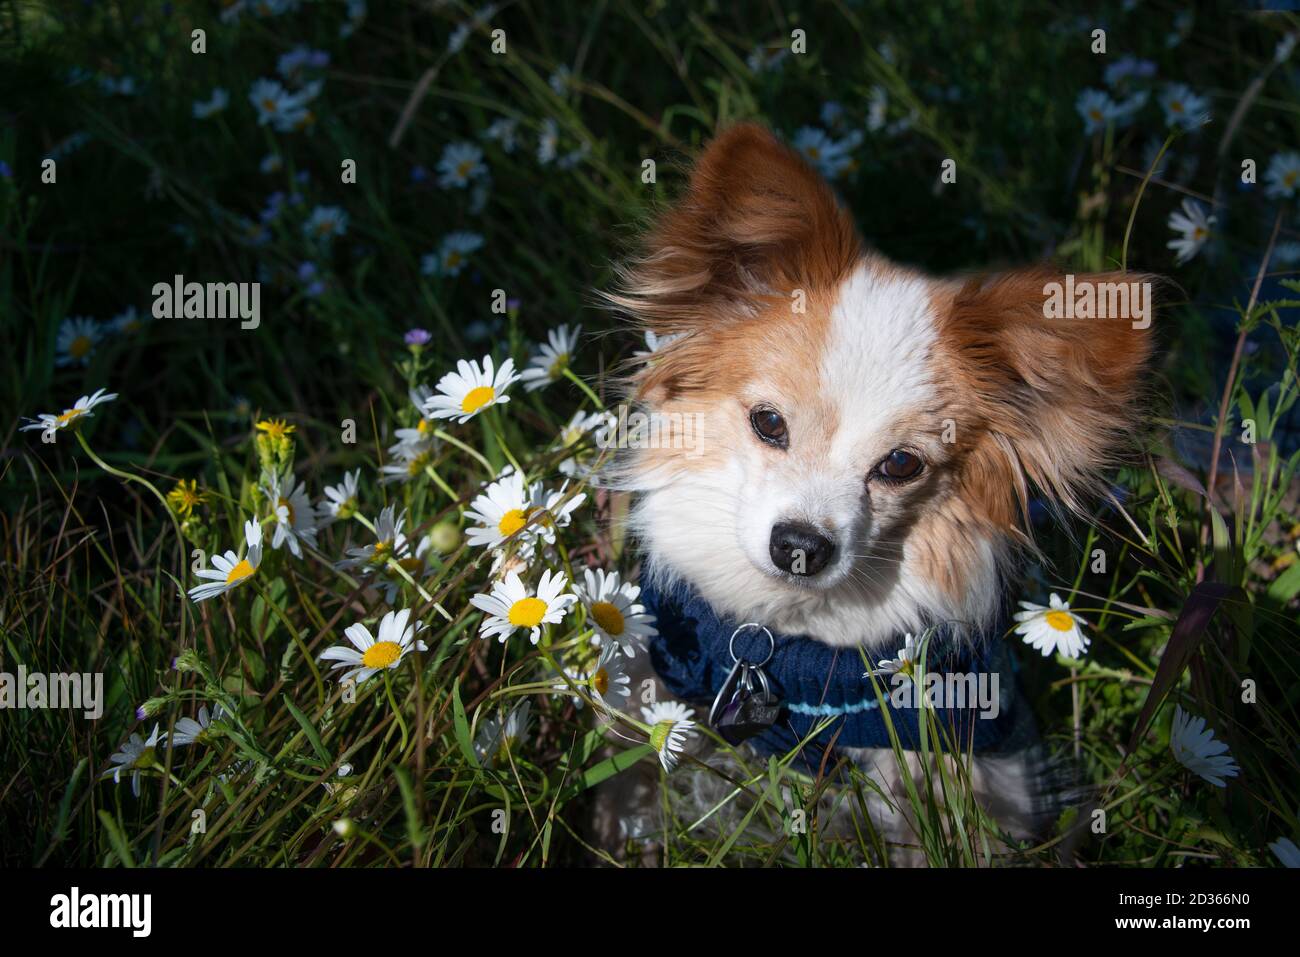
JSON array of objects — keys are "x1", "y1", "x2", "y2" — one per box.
[{"x1": 2, "y1": 0, "x2": 1299, "y2": 867}]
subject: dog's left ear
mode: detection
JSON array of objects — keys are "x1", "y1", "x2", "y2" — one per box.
[
  {"x1": 938, "y1": 268, "x2": 1158, "y2": 525},
  {"x1": 607, "y1": 122, "x2": 861, "y2": 335}
]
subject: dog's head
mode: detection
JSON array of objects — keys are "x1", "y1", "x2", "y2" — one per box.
[{"x1": 608, "y1": 124, "x2": 1154, "y2": 647}]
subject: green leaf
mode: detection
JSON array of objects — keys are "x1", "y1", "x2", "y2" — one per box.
[
  {"x1": 558, "y1": 744, "x2": 655, "y2": 802},
  {"x1": 1127, "y1": 581, "x2": 1242, "y2": 753},
  {"x1": 451, "y1": 679, "x2": 480, "y2": 769},
  {"x1": 52, "y1": 757, "x2": 87, "y2": 846},
  {"x1": 97, "y1": 810, "x2": 136, "y2": 868},
  {"x1": 1267, "y1": 561, "x2": 1300, "y2": 603},
  {"x1": 283, "y1": 696, "x2": 330, "y2": 765}
]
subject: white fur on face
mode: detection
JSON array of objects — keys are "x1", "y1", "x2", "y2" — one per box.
[{"x1": 631, "y1": 260, "x2": 1004, "y2": 649}]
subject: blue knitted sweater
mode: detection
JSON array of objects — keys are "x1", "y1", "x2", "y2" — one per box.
[{"x1": 642, "y1": 575, "x2": 1037, "y2": 770}]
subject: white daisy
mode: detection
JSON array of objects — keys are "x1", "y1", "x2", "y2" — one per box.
[
  {"x1": 338, "y1": 505, "x2": 410, "y2": 574},
  {"x1": 192, "y1": 87, "x2": 230, "y2": 119},
  {"x1": 474, "y1": 699, "x2": 532, "y2": 769},
  {"x1": 1170, "y1": 705, "x2": 1239, "y2": 788},
  {"x1": 379, "y1": 533, "x2": 434, "y2": 604},
  {"x1": 320, "y1": 468, "x2": 361, "y2": 521},
  {"x1": 556, "y1": 409, "x2": 615, "y2": 478},
  {"x1": 633, "y1": 329, "x2": 682, "y2": 360},
  {"x1": 866, "y1": 85, "x2": 889, "y2": 132},
  {"x1": 379, "y1": 437, "x2": 439, "y2": 485},
  {"x1": 302, "y1": 205, "x2": 348, "y2": 242},
  {"x1": 470, "y1": 568, "x2": 576, "y2": 644},
  {"x1": 791, "y1": 126, "x2": 859, "y2": 179},
  {"x1": 261, "y1": 469, "x2": 320, "y2": 559},
  {"x1": 437, "y1": 141, "x2": 487, "y2": 189},
  {"x1": 110, "y1": 306, "x2": 147, "y2": 335},
  {"x1": 868, "y1": 633, "x2": 919, "y2": 687},
  {"x1": 1013, "y1": 593, "x2": 1090, "y2": 660},
  {"x1": 171, "y1": 704, "x2": 226, "y2": 747},
  {"x1": 574, "y1": 568, "x2": 658, "y2": 657},
  {"x1": 319, "y1": 608, "x2": 428, "y2": 685},
  {"x1": 537, "y1": 118, "x2": 559, "y2": 165},
  {"x1": 248, "y1": 77, "x2": 318, "y2": 132},
  {"x1": 20, "y1": 388, "x2": 117, "y2": 435},
  {"x1": 520, "y1": 324, "x2": 581, "y2": 391},
  {"x1": 189, "y1": 519, "x2": 264, "y2": 601},
  {"x1": 642, "y1": 701, "x2": 696, "y2": 772},
  {"x1": 55, "y1": 316, "x2": 103, "y2": 367},
  {"x1": 1076, "y1": 88, "x2": 1121, "y2": 134},
  {"x1": 1270, "y1": 837, "x2": 1300, "y2": 868},
  {"x1": 421, "y1": 231, "x2": 484, "y2": 277},
  {"x1": 745, "y1": 43, "x2": 789, "y2": 73},
  {"x1": 585, "y1": 641, "x2": 631, "y2": 712},
  {"x1": 101, "y1": 724, "x2": 165, "y2": 797},
  {"x1": 1264, "y1": 152, "x2": 1300, "y2": 199},
  {"x1": 482, "y1": 116, "x2": 519, "y2": 153},
  {"x1": 423, "y1": 355, "x2": 520, "y2": 423},
  {"x1": 1167, "y1": 198, "x2": 1215, "y2": 265},
  {"x1": 1159, "y1": 83, "x2": 1210, "y2": 131},
  {"x1": 464, "y1": 468, "x2": 533, "y2": 550}
]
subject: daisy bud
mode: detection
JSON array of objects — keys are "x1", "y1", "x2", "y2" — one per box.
[
  {"x1": 172, "y1": 649, "x2": 202, "y2": 673},
  {"x1": 429, "y1": 520, "x2": 461, "y2": 554},
  {"x1": 137, "y1": 696, "x2": 171, "y2": 720},
  {"x1": 333, "y1": 817, "x2": 356, "y2": 838}
]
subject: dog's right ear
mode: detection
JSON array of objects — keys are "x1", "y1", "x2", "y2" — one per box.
[{"x1": 607, "y1": 123, "x2": 861, "y2": 334}]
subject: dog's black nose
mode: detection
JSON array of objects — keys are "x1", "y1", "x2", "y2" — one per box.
[{"x1": 769, "y1": 522, "x2": 835, "y2": 576}]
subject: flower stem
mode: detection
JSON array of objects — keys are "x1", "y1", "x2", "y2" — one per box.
[{"x1": 384, "y1": 671, "x2": 409, "y2": 753}]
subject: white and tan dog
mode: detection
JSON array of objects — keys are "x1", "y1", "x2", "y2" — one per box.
[{"x1": 598, "y1": 124, "x2": 1153, "y2": 862}]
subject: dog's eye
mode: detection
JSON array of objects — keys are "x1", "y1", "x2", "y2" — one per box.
[
  {"x1": 749, "y1": 407, "x2": 788, "y2": 448},
  {"x1": 876, "y1": 449, "x2": 924, "y2": 482}
]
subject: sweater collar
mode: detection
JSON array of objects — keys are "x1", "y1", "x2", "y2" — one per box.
[{"x1": 640, "y1": 573, "x2": 1030, "y2": 759}]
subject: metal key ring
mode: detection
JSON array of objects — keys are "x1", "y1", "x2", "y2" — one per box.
[{"x1": 728, "y1": 623, "x2": 775, "y2": 668}]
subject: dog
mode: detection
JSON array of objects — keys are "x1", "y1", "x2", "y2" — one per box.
[{"x1": 595, "y1": 123, "x2": 1154, "y2": 864}]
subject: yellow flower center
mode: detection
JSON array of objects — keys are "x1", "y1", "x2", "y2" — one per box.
[
  {"x1": 225, "y1": 558, "x2": 255, "y2": 586},
  {"x1": 591, "y1": 667, "x2": 609, "y2": 696},
  {"x1": 1285, "y1": 170, "x2": 1298, "y2": 188},
  {"x1": 1193, "y1": 227, "x2": 1207, "y2": 240},
  {"x1": 69, "y1": 335, "x2": 93, "y2": 359},
  {"x1": 1089, "y1": 109, "x2": 1102, "y2": 122},
  {"x1": 362, "y1": 641, "x2": 402, "y2": 669},
  {"x1": 55, "y1": 407, "x2": 87, "y2": 427},
  {"x1": 507, "y1": 597, "x2": 547, "y2": 628},
  {"x1": 1170, "y1": 100, "x2": 1184, "y2": 113},
  {"x1": 547, "y1": 353, "x2": 569, "y2": 378},
  {"x1": 406, "y1": 449, "x2": 434, "y2": 476},
  {"x1": 446, "y1": 252, "x2": 462, "y2": 268},
  {"x1": 498, "y1": 508, "x2": 528, "y2": 537},
  {"x1": 1045, "y1": 610, "x2": 1075, "y2": 632},
  {"x1": 261, "y1": 98, "x2": 278, "y2": 113},
  {"x1": 461, "y1": 385, "x2": 495, "y2": 414},
  {"x1": 278, "y1": 496, "x2": 295, "y2": 525},
  {"x1": 456, "y1": 160, "x2": 473, "y2": 178},
  {"x1": 416, "y1": 418, "x2": 431, "y2": 435},
  {"x1": 590, "y1": 601, "x2": 625, "y2": 636}
]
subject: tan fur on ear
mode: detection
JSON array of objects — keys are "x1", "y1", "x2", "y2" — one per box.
[
  {"x1": 605, "y1": 123, "x2": 861, "y2": 335},
  {"x1": 936, "y1": 268, "x2": 1158, "y2": 533}
]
